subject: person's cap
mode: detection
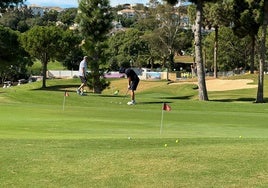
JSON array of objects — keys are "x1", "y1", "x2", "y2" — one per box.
[{"x1": 119, "y1": 67, "x2": 126, "y2": 73}]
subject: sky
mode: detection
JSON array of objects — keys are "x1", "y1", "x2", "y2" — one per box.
[{"x1": 25, "y1": 0, "x2": 150, "y2": 8}]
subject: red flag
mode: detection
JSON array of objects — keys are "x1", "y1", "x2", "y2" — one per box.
[
  {"x1": 64, "y1": 91, "x2": 69, "y2": 97},
  {"x1": 162, "y1": 103, "x2": 171, "y2": 111}
]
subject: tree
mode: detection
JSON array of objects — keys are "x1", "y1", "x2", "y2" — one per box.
[
  {"x1": 134, "y1": 2, "x2": 192, "y2": 71},
  {"x1": 203, "y1": 26, "x2": 251, "y2": 71},
  {"x1": 57, "y1": 8, "x2": 77, "y2": 26},
  {"x1": 76, "y1": 0, "x2": 113, "y2": 94},
  {"x1": 233, "y1": 0, "x2": 262, "y2": 74},
  {"x1": 20, "y1": 26, "x2": 79, "y2": 88},
  {"x1": 0, "y1": 25, "x2": 31, "y2": 83},
  {"x1": 106, "y1": 29, "x2": 149, "y2": 69},
  {"x1": 203, "y1": 0, "x2": 233, "y2": 78},
  {"x1": 117, "y1": 14, "x2": 137, "y2": 28},
  {"x1": 256, "y1": 0, "x2": 268, "y2": 103},
  {"x1": 166, "y1": 0, "x2": 220, "y2": 101},
  {"x1": 0, "y1": 0, "x2": 24, "y2": 10},
  {"x1": 142, "y1": 30, "x2": 168, "y2": 69},
  {"x1": 0, "y1": 6, "x2": 33, "y2": 32},
  {"x1": 134, "y1": 0, "x2": 160, "y2": 31},
  {"x1": 166, "y1": 0, "x2": 218, "y2": 100},
  {"x1": 41, "y1": 9, "x2": 59, "y2": 26},
  {"x1": 154, "y1": 4, "x2": 183, "y2": 71},
  {"x1": 121, "y1": 29, "x2": 149, "y2": 67},
  {"x1": 193, "y1": 0, "x2": 209, "y2": 101}
]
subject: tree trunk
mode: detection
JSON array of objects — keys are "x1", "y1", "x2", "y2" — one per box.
[
  {"x1": 93, "y1": 72, "x2": 102, "y2": 94},
  {"x1": 41, "y1": 53, "x2": 48, "y2": 88},
  {"x1": 256, "y1": 26, "x2": 265, "y2": 103},
  {"x1": 213, "y1": 26, "x2": 218, "y2": 78},
  {"x1": 250, "y1": 35, "x2": 255, "y2": 74},
  {"x1": 194, "y1": 0, "x2": 208, "y2": 101},
  {"x1": 256, "y1": 0, "x2": 268, "y2": 103},
  {"x1": 91, "y1": 55, "x2": 102, "y2": 94}
]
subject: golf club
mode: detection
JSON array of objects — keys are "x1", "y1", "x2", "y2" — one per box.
[
  {"x1": 119, "y1": 89, "x2": 129, "y2": 104},
  {"x1": 110, "y1": 89, "x2": 128, "y2": 104}
]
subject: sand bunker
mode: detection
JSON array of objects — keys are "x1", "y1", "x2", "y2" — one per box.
[
  {"x1": 172, "y1": 79, "x2": 257, "y2": 91},
  {"x1": 194, "y1": 79, "x2": 257, "y2": 91}
]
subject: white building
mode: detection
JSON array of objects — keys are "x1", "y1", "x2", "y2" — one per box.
[
  {"x1": 28, "y1": 4, "x2": 63, "y2": 16},
  {"x1": 117, "y1": 8, "x2": 136, "y2": 18}
]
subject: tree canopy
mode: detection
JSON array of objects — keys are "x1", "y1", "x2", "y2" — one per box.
[
  {"x1": 0, "y1": 25, "x2": 31, "y2": 83},
  {"x1": 0, "y1": 0, "x2": 24, "y2": 9},
  {"x1": 20, "y1": 26, "x2": 80, "y2": 88},
  {"x1": 76, "y1": 0, "x2": 113, "y2": 93}
]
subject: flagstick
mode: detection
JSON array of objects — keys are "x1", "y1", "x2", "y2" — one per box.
[{"x1": 160, "y1": 104, "x2": 164, "y2": 134}]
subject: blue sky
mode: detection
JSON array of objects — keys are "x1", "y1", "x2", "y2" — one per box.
[{"x1": 25, "y1": 0, "x2": 150, "y2": 8}]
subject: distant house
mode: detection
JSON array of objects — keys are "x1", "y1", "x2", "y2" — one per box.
[
  {"x1": 117, "y1": 8, "x2": 136, "y2": 18},
  {"x1": 117, "y1": 3, "x2": 145, "y2": 19},
  {"x1": 28, "y1": 4, "x2": 63, "y2": 16}
]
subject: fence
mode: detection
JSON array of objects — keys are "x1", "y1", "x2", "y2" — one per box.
[{"x1": 47, "y1": 69, "x2": 244, "y2": 81}]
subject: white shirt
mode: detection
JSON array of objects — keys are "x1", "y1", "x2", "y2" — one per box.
[{"x1": 79, "y1": 59, "x2": 87, "y2": 77}]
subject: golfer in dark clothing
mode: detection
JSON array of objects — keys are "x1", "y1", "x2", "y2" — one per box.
[{"x1": 125, "y1": 68, "x2": 140, "y2": 105}]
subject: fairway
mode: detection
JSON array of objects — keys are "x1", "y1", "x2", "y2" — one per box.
[{"x1": 1, "y1": 77, "x2": 268, "y2": 187}]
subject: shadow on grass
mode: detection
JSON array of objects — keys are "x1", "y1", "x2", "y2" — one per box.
[
  {"x1": 160, "y1": 95, "x2": 194, "y2": 100},
  {"x1": 138, "y1": 101, "x2": 172, "y2": 105},
  {"x1": 33, "y1": 84, "x2": 78, "y2": 91},
  {"x1": 31, "y1": 85, "x2": 268, "y2": 103},
  {"x1": 32, "y1": 85, "x2": 95, "y2": 94},
  {"x1": 100, "y1": 94, "x2": 176, "y2": 105},
  {"x1": 100, "y1": 95, "x2": 125, "y2": 98},
  {"x1": 210, "y1": 97, "x2": 268, "y2": 103}
]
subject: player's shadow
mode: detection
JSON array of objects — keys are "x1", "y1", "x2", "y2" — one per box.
[
  {"x1": 32, "y1": 84, "x2": 95, "y2": 94},
  {"x1": 33, "y1": 84, "x2": 77, "y2": 91},
  {"x1": 138, "y1": 101, "x2": 171, "y2": 105}
]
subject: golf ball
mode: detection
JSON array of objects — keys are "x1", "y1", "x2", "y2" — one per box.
[
  {"x1": 176, "y1": 139, "x2": 179, "y2": 143},
  {"x1": 119, "y1": 102, "x2": 122, "y2": 104},
  {"x1": 164, "y1": 144, "x2": 167, "y2": 147}
]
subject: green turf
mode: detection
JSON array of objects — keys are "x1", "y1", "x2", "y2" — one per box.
[{"x1": 0, "y1": 76, "x2": 268, "y2": 187}]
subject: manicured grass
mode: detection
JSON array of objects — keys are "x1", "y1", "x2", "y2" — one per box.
[
  {"x1": 174, "y1": 55, "x2": 194, "y2": 63},
  {"x1": 27, "y1": 61, "x2": 66, "y2": 75},
  {"x1": 0, "y1": 76, "x2": 268, "y2": 187}
]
